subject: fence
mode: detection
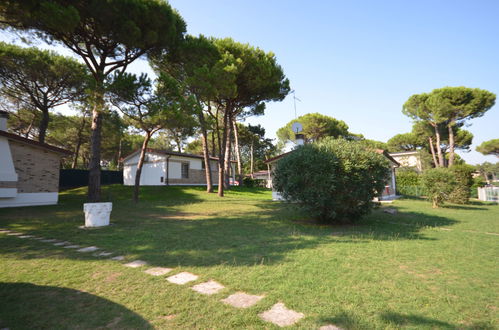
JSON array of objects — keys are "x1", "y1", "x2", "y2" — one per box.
[
  {"x1": 477, "y1": 187, "x2": 499, "y2": 203},
  {"x1": 60, "y1": 169, "x2": 123, "y2": 189}
]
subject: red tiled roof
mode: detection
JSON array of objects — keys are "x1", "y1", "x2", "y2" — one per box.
[{"x1": 0, "y1": 130, "x2": 71, "y2": 155}]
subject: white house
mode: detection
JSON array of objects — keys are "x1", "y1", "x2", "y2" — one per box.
[
  {"x1": 122, "y1": 148, "x2": 235, "y2": 186},
  {"x1": 0, "y1": 111, "x2": 71, "y2": 208},
  {"x1": 265, "y1": 149, "x2": 399, "y2": 201},
  {"x1": 388, "y1": 151, "x2": 422, "y2": 172}
]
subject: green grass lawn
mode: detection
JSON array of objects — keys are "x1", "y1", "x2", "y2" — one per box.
[{"x1": 0, "y1": 185, "x2": 498, "y2": 329}]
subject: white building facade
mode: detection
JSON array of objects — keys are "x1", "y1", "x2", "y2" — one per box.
[{"x1": 123, "y1": 149, "x2": 235, "y2": 186}]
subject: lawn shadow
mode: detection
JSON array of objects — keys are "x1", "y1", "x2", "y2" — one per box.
[
  {"x1": 0, "y1": 282, "x2": 151, "y2": 329},
  {"x1": 380, "y1": 311, "x2": 495, "y2": 329}
]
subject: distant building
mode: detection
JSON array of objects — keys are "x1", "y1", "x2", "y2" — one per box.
[
  {"x1": 0, "y1": 111, "x2": 71, "y2": 208},
  {"x1": 249, "y1": 170, "x2": 272, "y2": 188},
  {"x1": 122, "y1": 149, "x2": 236, "y2": 186},
  {"x1": 388, "y1": 151, "x2": 422, "y2": 172}
]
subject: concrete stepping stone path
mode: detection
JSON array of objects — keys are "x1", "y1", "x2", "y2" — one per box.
[
  {"x1": 111, "y1": 255, "x2": 125, "y2": 261},
  {"x1": 7, "y1": 232, "x2": 23, "y2": 236},
  {"x1": 320, "y1": 325, "x2": 343, "y2": 330},
  {"x1": 221, "y1": 292, "x2": 264, "y2": 308},
  {"x1": 77, "y1": 246, "x2": 99, "y2": 253},
  {"x1": 64, "y1": 245, "x2": 81, "y2": 249},
  {"x1": 191, "y1": 280, "x2": 225, "y2": 295},
  {"x1": 258, "y1": 302, "x2": 304, "y2": 327},
  {"x1": 94, "y1": 251, "x2": 113, "y2": 257},
  {"x1": 144, "y1": 267, "x2": 172, "y2": 276},
  {"x1": 166, "y1": 272, "x2": 198, "y2": 285},
  {"x1": 19, "y1": 235, "x2": 34, "y2": 239},
  {"x1": 53, "y1": 241, "x2": 71, "y2": 246},
  {"x1": 124, "y1": 260, "x2": 148, "y2": 268},
  {"x1": 40, "y1": 239, "x2": 57, "y2": 242}
]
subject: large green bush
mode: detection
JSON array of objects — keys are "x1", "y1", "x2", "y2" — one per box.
[
  {"x1": 273, "y1": 138, "x2": 389, "y2": 223},
  {"x1": 420, "y1": 168, "x2": 457, "y2": 208},
  {"x1": 448, "y1": 165, "x2": 474, "y2": 204}
]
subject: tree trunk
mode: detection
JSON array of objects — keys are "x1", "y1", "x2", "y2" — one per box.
[
  {"x1": 448, "y1": 123, "x2": 455, "y2": 167},
  {"x1": 72, "y1": 113, "x2": 87, "y2": 169},
  {"x1": 217, "y1": 106, "x2": 230, "y2": 197},
  {"x1": 433, "y1": 124, "x2": 444, "y2": 167},
  {"x1": 197, "y1": 111, "x2": 213, "y2": 193},
  {"x1": 25, "y1": 112, "x2": 36, "y2": 138},
  {"x1": 232, "y1": 119, "x2": 242, "y2": 181},
  {"x1": 87, "y1": 83, "x2": 105, "y2": 202},
  {"x1": 133, "y1": 131, "x2": 152, "y2": 203},
  {"x1": 38, "y1": 107, "x2": 49, "y2": 144},
  {"x1": 250, "y1": 141, "x2": 254, "y2": 178},
  {"x1": 428, "y1": 136, "x2": 438, "y2": 168},
  {"x1": 224, "y1": 113, "x2": 233, "y2": 190}
]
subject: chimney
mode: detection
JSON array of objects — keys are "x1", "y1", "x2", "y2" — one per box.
[
  {"x1": 295, "y1": 133, "x2": 305, "y2": 146},
  {"x1": 0, "y1": 111, "x2": 8, "y2": 131}
]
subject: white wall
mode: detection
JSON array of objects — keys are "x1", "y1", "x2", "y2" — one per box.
[
  {"x1": 0, "y1": 136, "x2": 18, "y2": 182},
  {"x1": 124, "y1": 162, "x2": 166, "y2": 186},
  {"x1": 0, "y1": 192, "x2": 58, "y2": 208}
]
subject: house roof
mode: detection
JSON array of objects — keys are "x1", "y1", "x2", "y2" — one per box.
[
  {"x1": 123, "y1": 148, "x2": 236, "y2": 163},
  {"x1": 265, "y1": 149, "x2": 400, "y2": 166},
  {"x1": 0, "y1": 130, "x2": 72, "y2": 155},
  {"x1": 388, "y1": 150, "x2": 420, "y2": 156}
]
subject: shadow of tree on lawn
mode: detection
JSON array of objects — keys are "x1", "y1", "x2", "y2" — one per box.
[{"x1": 0, "y1": 282, "x2": 151, "y2": 329}]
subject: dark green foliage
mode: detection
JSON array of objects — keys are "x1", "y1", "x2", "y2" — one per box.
[
  {"x1": 420, "y1": 168, "x2": 457, "y2": 208},
  {"x1": 476, "y1": 139, "x2": 499, "y2": 157},
  {"x1": 395, "y1": 168, "x2": 426, "y2": 196},
  {"x1": 470, "y1": 176, "x2": 486, "y2": 198},
  {"x1": 273, "y1": 138, "x2": 389, "y2": 223},
  {"x1": 448, "y1": 165, "x2": 474, "y2": 204}
]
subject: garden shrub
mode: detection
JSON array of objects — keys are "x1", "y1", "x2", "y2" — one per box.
[
  {"x1": 273, "y1": 138, "x2": 389, "y2": 223},
  {"x1": 420, "y1": 168, "x2": 457, "y2": 208},
  {"x1": 395, "y1": 168, "x2": 425, "y2": 196},
  {"x1": 448, "y1": 165, "x2": 474, "y2": 204}
]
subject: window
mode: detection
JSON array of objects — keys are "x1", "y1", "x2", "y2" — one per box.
[{"x1": 181, "y1": 162, "x2": 189, "y2": 179}]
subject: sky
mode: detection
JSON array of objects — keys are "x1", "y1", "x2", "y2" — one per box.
[{"x1": 1, "y1": 0, "x2": 498, "y2": 164}]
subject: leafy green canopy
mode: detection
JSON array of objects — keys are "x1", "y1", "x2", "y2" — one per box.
[
  {"x1": 273, "y1": 138, "x2": 389, "y2": 223},
  {"x1": 0, "y1": 41, "x2": 87, "y2": 142},
  {"x1": 0, "y1": 0, "x2": 186, "y2": 78},
  {"x1": 276, "y1": 113, "x2": 351, "y2": 145},
  {"x1": 476, "y1": 139, "x2": 499, "y2": 157}
]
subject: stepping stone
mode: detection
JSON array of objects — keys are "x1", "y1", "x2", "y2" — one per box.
[
  {"x1": 144, "y1": 267, "x2": 172, "y2": 276},
  {"x1": 320, "y1": 325, "x2": 343, "y2": 330},
  {"x1": 259, "y1": 302, "x2": 304, "y2": 327},
  {"x1": 77, "y1": 246, "x2": 99, "y2": 253},
  {"x1": 19, "y1": 235, "x2": 34, "y2": 238},
  {"x1": 64, "y1": 245, "x2": 81, "y2": 249},
  {"x1": 53, "y1": 241, "x2": 71, "y2": 246},
  {"x1": 32, "y1": 237, "x2": 45, "y2": 240},
  {"x1": 124, "y1": 260, "x2": 148, "y2": 268},
  {"x1": 191, "y1": 280, "x2": 225, "y2": 295},
  {"x1": 111, "y1": 255, "x2": 125, "y2": 261},
  {"x1": 166, "y1": 272, "x2": 198, "y2": 285},
  {"x1": 221, "y1": 292, "x2": 264, "y2": 308},
  {"x1": 94, "y1": 251, "x2": 113, "y2": 257},
  {"x1": 40, "y1": 239, "x2": 57, "y2": 242},
  {"x1": 7, "y1": 232, "x2": 23, "y2": 236},
  {"x1": 0, "y1": 230, "x2": 11, "y2": 233}
]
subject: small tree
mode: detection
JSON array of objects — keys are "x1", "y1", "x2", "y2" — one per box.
[
  {"x1": 420, "y1": 168, "x2": 457, "y2": 208},
  {"x1": 273, "y1": 138, "x2": 389, "y2": 223},
  {"x1": 476, "y1": 139, "x2": 499, "y2": 157},
  {"x1": 0, "y1": 42, "x2": 87, "y2": 143},
  {"x1": 108, "y1": 72, "x2": 187, "y2": 202}
]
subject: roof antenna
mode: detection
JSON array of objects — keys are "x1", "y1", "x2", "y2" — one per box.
[{"x1": 291, "y1": 90, "x2": 301, "y2": 119}]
